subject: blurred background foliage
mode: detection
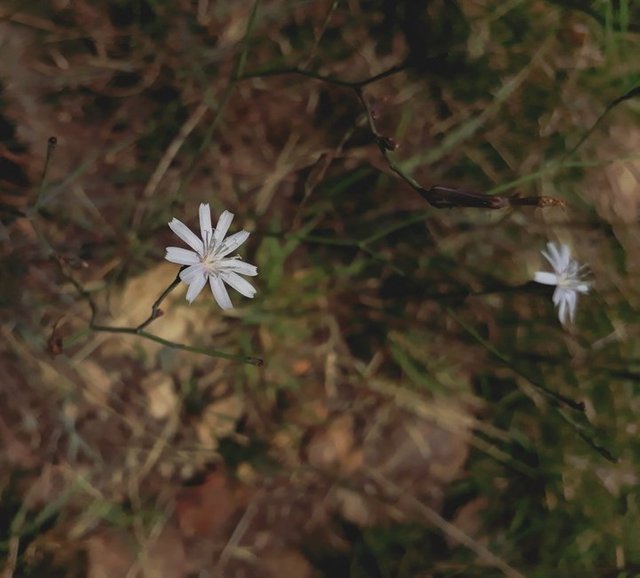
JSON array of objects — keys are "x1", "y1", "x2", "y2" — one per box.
[{"x1": 1, "y1": 0, "x2": 639, "y2": 576}]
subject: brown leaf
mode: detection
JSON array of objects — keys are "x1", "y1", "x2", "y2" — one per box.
[
  {"x1": 176, "y1": 470, "x2": 245, "y2": 538},
  {"x1": 87, "y1": 525, "x2": 186, "y2": 578},
  {"x1": 305, "y1": 414, "x2": 363, "y2": 475},
  {"x1": 262, "y1": 547, "x2": 314, "y2": 578}
]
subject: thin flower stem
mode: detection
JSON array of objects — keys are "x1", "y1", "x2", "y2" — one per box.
[
  {"x1": 446, "y1": 307, "x2": 617, "y2": 462},
  {"x1": 34, "y1": 136, "x2": 57, "y2": 212},
  {"x1": 237, "y1": 66, "x2": 369, "y2": 88},
  {"x1": 446, "y1": 306, "x2": 585, "y2": 411},
  {"x1": 237, "y1": 60, "x2": 410, "y2": 89},
  {"x1": 135, "y1": 268, "x2": 183, "y2": 331},
  {"x1": 556, "y1": 409, "x2": 617, "y2": 463},
  {"x1": 40, "y1": 5, "x2": 264, "y2": 367},
  {"x1": 54, "y1": 256, "x2": 263, "y2": 366},
  {"x1": 266, "y1": 212, "x2": 429, "y2": 250},
  {"x1": 264, "y1": 226, "x2": 410, "y2": 276},
  {"x1": 560, "y1": 84, "x2": 640, "y2": 161},
  {"x1": 35, "y1": 137, "x2": 136, "y2": 212},
  {"x1": 89, "y1": 321, "x2": 263, "y2": 366}
]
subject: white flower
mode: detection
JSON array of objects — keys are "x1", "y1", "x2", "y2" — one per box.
[
  {"x1": 533, "y1": 242, "x2": 590, "y2": 325},
  {"x1": 165, "y1": 203, "x2": 257, "y2": 309}
]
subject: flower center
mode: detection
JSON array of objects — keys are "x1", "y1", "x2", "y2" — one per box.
[
  {"x1": 199, "y1": 230, "x2": 221, "y2": 273},
  {"x1": 557, "y1": 262, "x2": 586, "y2": 290}
]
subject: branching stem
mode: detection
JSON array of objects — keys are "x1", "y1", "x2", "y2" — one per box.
[{"x1": 238, "y1": 62, "x2": 566, "y2": 210}]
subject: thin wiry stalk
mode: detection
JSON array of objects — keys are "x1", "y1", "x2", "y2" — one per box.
[
  {"x1": 54, "y1": 256, "x2": 263, "y2": 366},
  {"x1": 238, "y1": 62, "x2": 566, "y2": 210}
]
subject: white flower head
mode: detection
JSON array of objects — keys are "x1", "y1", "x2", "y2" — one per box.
[
  {"x1": 165, "y1": 204, "x2": 257, "y2": 309},
  {"x1": 533, "y1": 242, "x2": 590, "y2": 325}
]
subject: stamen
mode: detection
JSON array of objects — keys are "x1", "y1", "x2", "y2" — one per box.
[{"x1": 204, "y1": 229, "x2": 212, "y2": 254}]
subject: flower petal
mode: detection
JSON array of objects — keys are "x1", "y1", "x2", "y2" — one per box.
[
  {"x1": 214, "y1": 211, "x2": 234, "y2": 246},
  {"x1": 222, "y1": 271, "x2": 257, "y2": 298},
  {"x1": 165, "y1": 247, "x2": 201, "y2": 266},
  {"x1": 542, "y1": 242, "x2": 562, "y2": 272},
  {"x1": 169, "y1": 218, "x2": 204, "y2": 254},
  {"x1": 536, "y1": 241, "x2": 590, "y2": 325},
  {"x1": 566, "y1": 290, "x2": 577, "y2": 323},
  {"x1": 217, "y1": 230, "x2": 250, "y2": 257},
  {"x1": 543, "y1": 242, "x2": 574, "y2": 273},
  {"x1": 217, "y1": 259, "x2": 258, "y2": 276},
  {"x1": 199, "y1": 203, "x2": 213, "y2": 243},
  {"x1": 576, "y1": 282, "x2": 590, "y2": 294},
  {"x1": 558, "y1": 243, "x2": 571, "y2": 271},
  {"x1": 557, "y1": 294, "x2": 568, "y2": 325},
  {"x1": 533, "y1": 271, "x2": 558, "y2": 286},
  {"x1": 552, "y1": 286, "x2": 565, "y2": 306},
  {"x1": 180, "y1": 264, "x2": 204, "y2": 283},
  {"x1": 186, "y1": 274, "x2": 207, "y2": 303},
  {"x1": 210, "y1": 275, "x2": 233, "y2": 309}
]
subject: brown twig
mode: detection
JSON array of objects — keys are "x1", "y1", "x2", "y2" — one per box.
[{"x1": 238, "y1": 62, "x2": 567, "y2": 210}]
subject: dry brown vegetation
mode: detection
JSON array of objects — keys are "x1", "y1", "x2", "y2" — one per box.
[{"x1": 1, "y1": 1, "x2": 640, "y2": 577}]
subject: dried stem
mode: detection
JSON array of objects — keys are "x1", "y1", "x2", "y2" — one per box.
[
  {"x1": 34, "y1": 136, "x2": 57, "y2": 212},
  {"x1": 447, "y1": 307, "x2": 617, "y2": 463},
  {"x1": 238, "y1": 62, "x2": 566, "y2": 210},
  {"x1": 367, "y1": 469, "x2": 526, "y2": 578}
]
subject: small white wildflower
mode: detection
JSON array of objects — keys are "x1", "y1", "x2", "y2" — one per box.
[
  {"x1": 165, "y1": 203, "x2": 257, "y2": 309},
  {"x1": 533, "y1": 241, "x2": 590, "y2": 325}
]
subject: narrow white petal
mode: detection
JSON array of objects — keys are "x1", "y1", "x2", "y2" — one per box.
[
  {"x1": 165, "y1": 247, "x2": 201, "y2": 265},
  {"x1": 180, "y1": 264, "x2": 205, "y2": 283},
  {"x1": 199, "y1": 203, "x2": 213, "y2": 242},
  {"x1": 217, "y1": 259, "x2": 258, "y2": 276},
  {"x1": 533, "y1": 271, "x2": 558, "y2": 286},
  {"x1": 210, "y1": 275, "x2": 233, "y2": 309},
  {"x1": 557, "y1": 295, "x2": 568, "y2": 325},
  {"x1": 576, "y1": 282, "x2": 590, "y2": 294},
  {"x1": 214, "y1": 211, "x2": 234, "y2": 245},
  {"x1": 558, "y1": 244, "x2": 571, "y2": 271},
  {"x1": 169, "y1": 218, "x2": 204, "y2": 254},
  {"x1": 185, "y1": 274, "x2": 207, "y2": 303},
  {"x1": 566, "y1": 290, "x2": 578, "y2": 323},
  {"x1": 222, "y1": 271, "x2": 257, "y2": 298},
  {"x1": 542, "y1": 242, "x2": 562, "y2": 273},
  {"x1": 217, "y1": 230, "x2": 250, "y2": 257},
  {"x1": 552, "y1": 287, "x2": 565, "y2": 306}
]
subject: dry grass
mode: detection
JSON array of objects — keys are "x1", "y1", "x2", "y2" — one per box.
[{"x1": 1, "y1": 1, "x2": 639, "y2": 577}]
